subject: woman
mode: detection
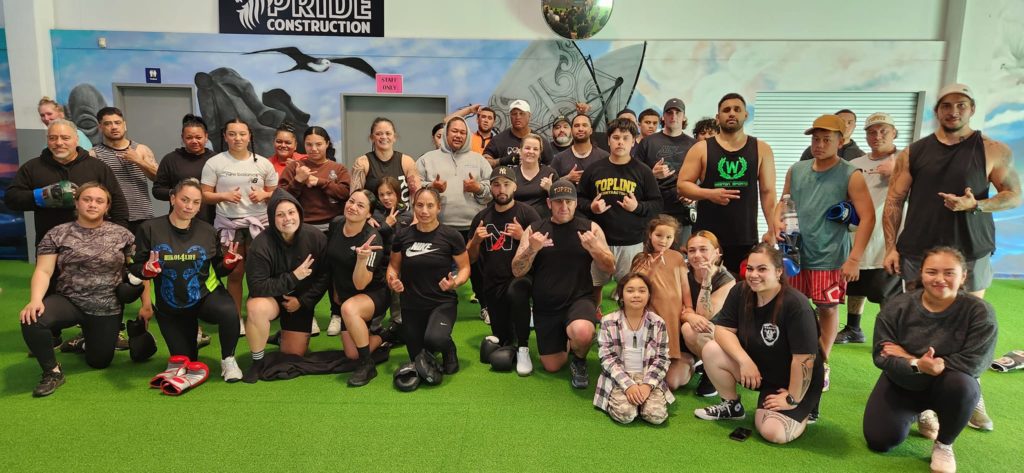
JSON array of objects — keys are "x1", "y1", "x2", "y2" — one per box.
[
  {"x1": 154, "y1": 114, "x2": 216, "y2": 223},
  {"x1": 201, "y1": 118, "x2": 278, "y2": 326},
  {"x1": 349, "y1": 118, "x2": 420, "y2": 205},
  {"x1": 594, "y1": 273, "x2": 675, "y2": 424},
  {"x1": 38, "y1": 96, "x2": 91, "y2": 150},
  {"x1": 387, "y1": 188, "x2": 470, "y2": 377},
  {"x1": 242, "y1": 189, "x2": 330, "y2": 383},
  {"x1": 630, "y1": 215, "x2": 692, "y2": 390},
  {"x1": 20, "y1": 183, "x2": 134, "y2": 397},
  {"x1": 513, "y1": 133, "x2": 558, "y2": 219},
  {"x1": 430, "y1": 122, "x2": 444, "y2": 150},
  {"x1": 694, "y1": 243, "x2": 824, "y2": 445},
  {"x1": 863, "y1": 247, "x2": 997, "y2": 473},
  {"x1": 327, "y1": 190, "x2": 390, "y2": 386},
  {"x1": 130, "y1": 179, "x2": 244, "y2": 382},
  {"x1": 681, "y1": 230, "x2": 737, "y2": 396},
  {"x1": 267, "y1": 123, "x2": 307, "y2": 175}
]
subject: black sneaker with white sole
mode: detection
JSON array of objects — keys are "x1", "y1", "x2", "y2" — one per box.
[
  {"x1": 570, "y1": 356, "x2": 589, "y2": 389},
  {"x1": 834, "y1": 325, "x2": 865, "y2": 344},
  {"x1": 694, "y1": 398, "x2": 745, "y2": 420},
  {"x1": 695, "y1": 373, "x2": 718, "y2": 397}
]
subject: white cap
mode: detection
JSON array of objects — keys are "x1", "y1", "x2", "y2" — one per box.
[
  {"x1": 863, "y1": 112, "x2": 896, "y2": 130},
  {"x1": 509, "y1": 99, "x2": 531, "y2": 113},
  {"x1": 935, "y1": 83, "x2": 974, "y2": 106}
]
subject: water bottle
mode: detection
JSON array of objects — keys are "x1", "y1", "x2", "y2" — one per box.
[
  {"x1": 779, "y1": 194, "x2": 801, "y2": 276},
  {"x1": 782, "y1": 194, "x2": 799, "y2": 235}
]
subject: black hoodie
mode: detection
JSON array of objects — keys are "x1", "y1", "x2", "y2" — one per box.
[
  {"x1": 153, "y1": 147, "x2": 217, "y2": 224},
  {"x1": 246, "y1": 189, "x2": 330, "y2": 310}
]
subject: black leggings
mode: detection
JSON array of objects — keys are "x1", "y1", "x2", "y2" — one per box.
[
  {"x1": 22, "y1": 294, "x2": 122, "y2": 372},
  {"x1": 484, "y1": 277, "x2": 532, "y2": 347},
  {"x1": 155, "y1": 287, "x2": 239, "y2": 360},
  {"x1": 863, "y1": 371, "x2": 980, "y2": 449},
  {"x1": 402, "y1": 301, "x2": 457, "y2": 360},
  {"x1": 458, "y1": 229, "x2": 487, "y2": 308}
]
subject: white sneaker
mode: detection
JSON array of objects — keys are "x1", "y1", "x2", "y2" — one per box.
[
  {"x1": 822, "y1": 362, "x2": 830, "y2": 392},
  {"x1": 327, "y1": 315, "x2": 343, "y2": 336},
  {"x1": 221, "y1": 356, "x2": 243, "y2": 383},
  {"x1": 238, "y1": 319, "x2": 246, "y2": 336},
  {"x1": 968, "y1": 395, "x2": 993, "y2": 431},
  {"x1": 516, "y1": 347, "x2": 533, "y2": 376},
  {"x1": 918, "y1": 409, "x2": 939, "y2": 440},
  {"x1": 311, "y1": 317, "x2": 321, "y2": 336},
  {"x1": 481, "y1": 308, "x2": 491, "y2": 325},
  {"x1": 930, "y1": 441, "x2": 956, "y2": 473}
]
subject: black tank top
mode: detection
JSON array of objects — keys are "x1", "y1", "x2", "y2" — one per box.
[
  {"x1": 365, "y1": 150, "x2": 410, "y2": 203},
  {"x1": 898, "y1": 131, "x2": 994, "y2": 259},
  {"x1": 531, "y1": 216, "x2": 594, "y2": 311},
  {"x1": 694, "y1": 136, "x2": 760, "y2": 246}
]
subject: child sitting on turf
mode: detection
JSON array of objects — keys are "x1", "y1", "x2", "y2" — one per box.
[{"x1": 593, "y1": 273, "x2": 675, "y2": 424}]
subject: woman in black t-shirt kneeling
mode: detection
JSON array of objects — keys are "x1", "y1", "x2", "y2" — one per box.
[{"x1": 693, "y1": 243, "x2": 824, "y2": 444}]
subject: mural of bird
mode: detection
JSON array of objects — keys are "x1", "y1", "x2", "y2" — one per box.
[{"x1": 244, "y1": 47, "x2": 377, "y2": 78}]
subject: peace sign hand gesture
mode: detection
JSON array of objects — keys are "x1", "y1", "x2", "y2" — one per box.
[
  {"x1": 143, "y1": 250, "x2": 162, "y2": 277},
  {"x1": 355, "y1": 234, "x2": 383, "y2": 260},
  {"x1": 292, "y1": 254, "x2": 315, "y2": 281},
  {"x1": 223, "y1": 241, "x2": 244, "y2": 269}
]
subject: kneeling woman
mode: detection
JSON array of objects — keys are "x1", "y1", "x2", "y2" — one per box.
[
  {"x1": 863, "y1": 247, "x2": 996, "y2": 473},
  {"x1": 243, "y1": 189, "x2": 330, "y2": 382},
  {"x1": 387, "y1": 188, "x2": 469, "y2": 376},
  {"x1": 694, "y1": 243, "x2": 824, "y2": 445},
  {"x1": 130, "y1": 179, "x2": 243, "y2": 381},
  {"x1": 328, "y1": 190, "x2": 390, "y2": 386},
  {"x1": 20, "y1": 183, "x2": 134, "y2": 397},
  {"x1": 594, "y1": 273, "x2": 675, "y2": 424}
]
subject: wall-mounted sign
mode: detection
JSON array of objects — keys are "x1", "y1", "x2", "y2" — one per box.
[
  {"x1": 145, "y1": 67, "x2": 161, "y2": 83},
  {"x1": 220, "y1": 0, "x2": 384, "y2": 37},
  {"x1": 376, "y1": 74, "x2": 403, "y2": 94}
]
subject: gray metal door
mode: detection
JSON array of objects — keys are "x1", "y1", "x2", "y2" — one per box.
[
  {"x1": 340, "y1": 94, "x2": 448, "y2": 168},
  {"x1": 114, "y1": 84, "x2": 197, "y2": 217}
]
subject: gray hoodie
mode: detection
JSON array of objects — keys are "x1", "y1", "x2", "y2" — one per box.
[{"x1": 416, "y1": 117, "x2": 492, "y2": 230}]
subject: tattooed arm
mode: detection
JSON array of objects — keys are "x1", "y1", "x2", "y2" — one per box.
[
  {"x1": 511, "y1": 226, "x2": 540, "y2": 278},
  {"x1": 882, "y1": 147, "x2": 912, "y2": 274},
  {"x1": 350, "y1": 155, "x2": 368, "y2": 191},
  {"x1": 788, "y1": 353, "x2": 816, "y2": 403},
  {"x1": 979, "y1": 138, "x2": 1022, "y2": 212}
]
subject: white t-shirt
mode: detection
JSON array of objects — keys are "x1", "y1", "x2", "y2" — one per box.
[
  {"x1": 201, "y1": 151, "x2": 278, "y2": 219},
  {"x1": 848, "y1": 152, "x2": 897, "y2": 269},
  {"x1": 620, "y1": 318, "x2": 647, "y2": 375}
]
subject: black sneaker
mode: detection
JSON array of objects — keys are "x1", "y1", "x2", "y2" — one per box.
[
  {"x1": 442, "y1": 343, "x2": 459, "y2": 375},
  {"x1": 695, "y1": 373, "x2": 718, "y2": 397},
  {"x1": 115, "y1": 329, "x2": 130, "y2": 351},
  {"x1": 32, "y1": 369, "x2": 66, "y2": 397},
  {"x1": 242, "y1": 358, "x2": 264, "y2": 384},
  {"x1": 267, "y1": 331, "x2": 281, "y2": 346},
  {"x1": 59, "y1": 333, "x2": 86, "y2": 353},
  {"x1": 347, "y1": 359, "x2": 378, "y2": 387},
  {"x1": 694, "y1": 398, "x2": 745, "y2": 420},
  {"x1": 570, "y1": 356, "x2": 589, "y2": 389},
  {"x1": 808, "y1": 407, "x2": 820, "y2": 424},
  {"x1": 835, "y1": 325, "x2": 865, "y2": 344}
]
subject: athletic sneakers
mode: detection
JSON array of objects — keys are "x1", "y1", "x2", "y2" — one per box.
[
  {"x1": 242, "y1": 358, "x2": 264, "y2": 384},
  {"x1": 570, "y1": 355, "x2": 589, "y2": 389},
  {"x1": 347, "y1": 359, "x2": 377, "y2": 387},
  {"x1": 808, "y1": 408, "x2": 819, "y2": 424},
  {"x1": 32, "y1": 369, "x2": 65, "y2": 397},
  {"x1": 310, "y1": 317, "x2": 321, "y2": 337},
  {"x1": 59, "y1": 333, "x2": 86, "y2": 353},
  {"x1": 220, "y1": 356, "x2": 243, "y2": 383},
  {"x1": 968, "y1": 395, "x2": 993, "y2": 431},
  {"x1": 823, "y1": 363, "x2": 831, "y2": 392},
  {"x1": 469, "y1": 293, "x2": 479, "y2": 304},
  {"x1": 480, "y1": 308, "x2": 491, "y2": 325},
  {"x1": 442, "y1": 343, "x2": 459, "y2": 375},
  {"x1": 327, "y1": 314, "x2": 343, "y2": 336},
  {"x1": 695, "y1": 373, "x2": 718, "y2": 397},
  {"x1": 930, "y1": 441, "x2": 956, "y2": 473},
  {"x1": 516, "y1": 347, "x2": 533, "y2": 376},
  {"x1": 694, "y1": 398, "x2": 745, "y2": 420},
  {"x1": 267, "y1": 331, "x2": 281, "y2": 346},
  {"x1": 834, "y1": 325, "x2": 865, "y2": 344},
  {"x1": 115, "y1": 329, "x2": 130, "y2": 351},
  {"x1": 196, "y1": 330, "x2": 211, "y2": 349},
  {"x1": 918, "y1": 409, "x2": 939, "y2": 440},
  {"x1": 238, "y1": 320, "x2": 246, "y2": 336}
]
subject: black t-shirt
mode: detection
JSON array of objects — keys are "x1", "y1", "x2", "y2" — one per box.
[
  {"x1": 687, "y1": 267, "x2": 735, "y2": 308},
  {"x1": 130, "y1": 216, "x2": 225, "y2": 313},
  {"x1": 513, "y1": 164, "x2": 557, "y2": 218},
  {"x1": 327, "y1": 221, "x2": 387, "y2": 300},
  {"x1": 551, "y1": 146, "x2": 610, "y2": 178},
  {"x1": 712, "y1": 285, "x2": 820, "y2": 388},
  {"x1": 483, "y1": 129, "x2": 554, "y2": 166},
  {"x1": 392, "y1": 223, "x2": 467, "y2": 310},
  {"x1": 550, "y1": 140, "x2": 571, "y2": 155},
  {"x1": 577, "y1": 157, "x2": 662, "y2": 246},
  {"x1": 635, "y1": 132, "x2": 697, "y2": 214},
  {"x1": 531, "y1": 215, "x2": 594, "y2": 312},
  {"x1": 469, "y1": 202, "x2": 541, "y2": 295}
]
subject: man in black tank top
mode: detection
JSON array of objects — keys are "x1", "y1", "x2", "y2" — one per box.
[
  {"x1": 678, "y1": 93, "x2": 779, "y2": 274},
  {"x1": 511, "y1": 179, "x2": 615, "y2": 390},
  {"x1": 882, "y1": 83, "x2": 1021, "y2": 434}
]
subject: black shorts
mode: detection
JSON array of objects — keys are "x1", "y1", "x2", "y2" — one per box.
[
  {"x1": 277, "y1": 300, "x2": 315, "y2": 333},
  {"x1": 755, "y1": 361, "x2": 825, "y2": 422},
  {"x1": 533, "y1": 297, "x2": 597, "y2": 356},
  {"x1": 336, "y1": 286, "x2": 392, "y2": 334},
  {"x1": 846, "y1": 268, "x2": 902, "y2": 304}
]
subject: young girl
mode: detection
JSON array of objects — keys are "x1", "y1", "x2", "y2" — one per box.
[
  {"x1": 630, "y1": 215, "x2": 693, "y2": 390},
  {"x1": 594, "y1": 272, "x2": 675, "y2": 424}
]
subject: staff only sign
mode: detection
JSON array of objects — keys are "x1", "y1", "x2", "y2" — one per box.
[{"x1": 220, "y1": 0, "x2": 384, "y2": 37}]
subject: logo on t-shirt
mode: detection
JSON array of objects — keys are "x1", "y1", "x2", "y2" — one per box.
[
  {"x1": 406, "y1": 242, "x2": 439, "y2": 258},
  {"x1": 760, "y1": 322, "x2": 779, "y2": 347},
  {"x1": 716, "y1": 156, "x2": 749, "y2": 187}
]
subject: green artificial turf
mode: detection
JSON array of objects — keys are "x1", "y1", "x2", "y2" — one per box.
[{"x1": 0, "y1": 260, "x2": 1021, "y2": 472}]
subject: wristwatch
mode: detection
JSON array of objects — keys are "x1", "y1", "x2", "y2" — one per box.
[
  {"x1": 785, "y1": 394, "x2": 798, "y2": 407},
  {"x1": 910, "y1": 358, "x2": 921, "y2": 374}
]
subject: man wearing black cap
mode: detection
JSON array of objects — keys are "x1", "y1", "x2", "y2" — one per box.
[
  {"x1": 550, "y1": 114, "x2": 610, "y2": 185},
  {"x1": 549, "y1": 115, "x2": 572, "y2": 154},
  {"x1": 636, "y1": 98, "x2": 698, "y2": 246},
  {"x1": 483, "y1": 99, "x2": 555, "y2": 167},
  {"x1": 512, "y1": 179, "x2": 614, "y2": 389},
  {"x1": 468, "y1": 166, "x2": 542, "y2": 376}
]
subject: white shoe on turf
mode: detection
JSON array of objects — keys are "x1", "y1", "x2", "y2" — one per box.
[
  {"x1": 221, "y1": 356, "x2": 242, "y2": 383},
  {"x1": 516, "y1": 347, "x2": 533, "y2": 376},
  {"x1": 327, "y1": 315, "x2": 343, "y2": 336},
  {"x1": 930, "y1": 441, "x2": 956, "y2": 473},
  {"x1": 480, "y1": 308, "x2": 490, "y2": 325},
  {"x1": 918, "y1": 409, "x2": 939, "y2": 440},
  {"x1": 238, "y1": 320, "x2": 246, "y2": 336},
  {"x1": 311, "y1": 317, "x2": 321, "y2": 336},
  {"x1": 968, "y1": 395, "x2": 993, "y2": 431}
]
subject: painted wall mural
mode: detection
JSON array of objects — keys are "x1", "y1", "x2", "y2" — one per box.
[
  {"x1": 45, "y1": 29, "x2": 1023, "y2": 275},
  {"x1": 0, "y1": 30, "x2": 27, "y2": 259}
]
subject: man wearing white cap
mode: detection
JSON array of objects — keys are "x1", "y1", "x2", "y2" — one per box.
[
  {"x1": 835, "y1": 113, "x2": 904, "y2": 345},
  {"x1": 483, "y1": 99, "x2": 555, "y2": 168},
  {"x1": 882, "y1": 83, "x2": 1021, "y2": 432}
]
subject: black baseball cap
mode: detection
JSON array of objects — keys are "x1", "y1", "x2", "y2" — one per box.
[
  {"x1": 549, "y1": 179, "x2": 577, "y2": 201},
  {"x1": 490, "y1": 166, "x2": 516, "y2": 183},
  {"x1": 663, "y1": 98, "x2": 686, "y2": 113}
]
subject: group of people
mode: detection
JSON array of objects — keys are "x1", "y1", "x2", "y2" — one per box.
[{"x1": 8, "y1": 82, "x2": 1017, "y2": 472}]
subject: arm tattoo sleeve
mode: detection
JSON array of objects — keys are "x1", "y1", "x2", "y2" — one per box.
[{"x1": 798, "y1": 355, "x2": 815, "y2": 400}]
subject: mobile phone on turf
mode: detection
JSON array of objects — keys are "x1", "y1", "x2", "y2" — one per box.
[{"x1": 729, "y1": 427, "x2": 752, "y2": 441}]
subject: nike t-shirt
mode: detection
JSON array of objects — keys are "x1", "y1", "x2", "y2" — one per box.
[{"x1": 392, "y1": 223, "x2": 467, "y2": 310}]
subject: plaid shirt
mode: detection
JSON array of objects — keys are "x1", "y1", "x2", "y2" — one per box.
[{"x1": 593, "y1": 310, "x2": 675, "y2": 411}]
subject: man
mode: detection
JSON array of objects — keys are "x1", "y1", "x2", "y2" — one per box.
[
  {"x1": 467, "y1": 166, "x2": 542, "y2": 375},
  {"x1": 511, "y1": 179, "x2": 614, "y2": 389},
  {"x1": 835, "y1": 113, "x2": 904, "y2": 345},
  {"x1": 883, "y1": 83, "x2": 1021, "y2": 432},
  {"x1": 483, "y1": 100, "x2": 554, "y2": 167},
  {"x1": 550, "y1": 114, "x2": 610, "y2": 184},
  {"x1": 799, "y1": 109, "x2": 864, "y2": 161},
  {"x1": 638, "y1": 108, "x2": 660, "y2": 140},
  {"x1": 446, "y1": 104, "x2": 496, "y2": 155},
  {"x1": 549, "y1": 115, "x2": 572, "y2": 155},
  {"x1": 90, "y1": 107, "x2": 157, "y2": 233},
  {"x1": 776, "y1": 114, "x2": 874, "y2": 393},
  {"x1": 678, "y1": 93, "x2": 778, "y2": 274},
  {"x1": 693, "y1": 117, "x2": 720, "y2": 141},
  {"x1": 636, "y1": 98, "x2": 698, "y2": 246},
  {"x1": 577, "y1": 118, "x2": 661, "y2": 309}
]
